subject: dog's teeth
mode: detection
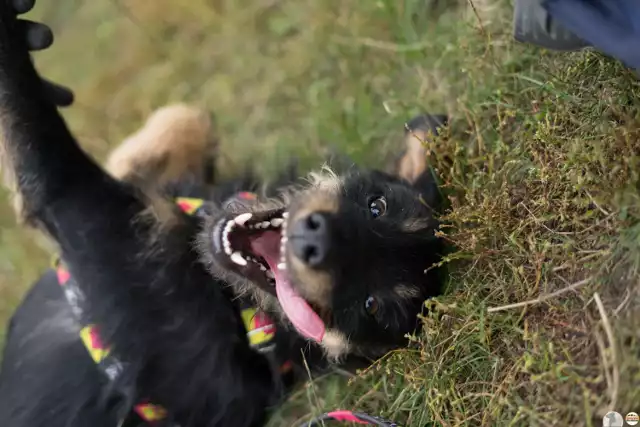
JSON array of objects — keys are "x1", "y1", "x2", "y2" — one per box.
[
  {"x1": 266, "y1": 270, "x2": 275, "y2": 279},
  {"x1": 230, "y1": 252, "x2": 248, "y2": 266},
  {"x1": 222, "y1": 232, "x2": 232, "y2": 255},
  {"x1": 259, "y1": 264, "x2": 267, "y2": 271},
  {"x1": 270, "y1": 218, "x2": 284, "y2": 227},
  {"x1": 222, "y1": 221, "x2": 236, "y2": 254},
  {"x1": 234, "y1": 213, "x2": 253, "y2": 226},
  {"x1": 277, "y1": 262, "x2": 286, "y2": 271},
  {"x1": 282, "y1": 212, "x2": 289, "y2": 218},
  {"x1": 260, "y1": 221, "x2": 270, "y2": 228}
]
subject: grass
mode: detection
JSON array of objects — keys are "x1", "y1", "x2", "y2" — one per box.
[{"x1": 0, "y1": 0, "x2": 639, "y2": 425}]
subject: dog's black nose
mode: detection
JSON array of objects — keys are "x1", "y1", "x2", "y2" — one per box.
[{"x1": 289, "y1": 212, "x2": 331, "y2": 267}]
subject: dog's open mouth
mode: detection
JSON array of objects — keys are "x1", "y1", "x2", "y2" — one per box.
[{"x1": 211, "y1": 209, "x2": 326, "y2": 342}]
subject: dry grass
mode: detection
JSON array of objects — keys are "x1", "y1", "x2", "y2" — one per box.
[{"x1": 0, "y1": 0, "x2": 638, "y2": 425}]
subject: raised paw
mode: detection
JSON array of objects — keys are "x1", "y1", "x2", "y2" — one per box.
[
  {"x1": 105, "y1": 104, "x2": 215, "y2": 189},
  {"x1": 6, "y1": 0, "x2": 74, "y2": 106}
]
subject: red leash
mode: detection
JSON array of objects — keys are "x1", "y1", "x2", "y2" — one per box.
[{"x1": 298, "y1": 410, "x2": 400, "y2": 426}]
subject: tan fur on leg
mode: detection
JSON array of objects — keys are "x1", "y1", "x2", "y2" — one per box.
[
  {"x1": 105, "y1": 104, "x2": 215, "y2": 189},
  {"x1": 0, "y1": 131, "x2": 23, "y2": 220}
]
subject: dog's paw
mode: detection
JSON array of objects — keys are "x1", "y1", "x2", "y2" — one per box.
[
  {"x1": 106, "y1": 104, "x2": 214, "y2": 188},
  {"x1": 6, "y1": 0, "x2": 74, "y2": 106}
]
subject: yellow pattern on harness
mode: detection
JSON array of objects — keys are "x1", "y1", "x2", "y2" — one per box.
[
  {"x1": 175, "y1": 197, "x2": 204, "y2": 215},
  {"x1": 79, "y1": 325, "x2": 111, "y2": 363},
  {"x1": 242, "y1": 307, "x2": 277, "y2": 347},
  {"x1": 134, "y1": 403, "x2": 169, "y2": 422}
]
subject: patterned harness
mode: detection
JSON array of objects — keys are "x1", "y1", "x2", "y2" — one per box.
[{"x1": 53, "y1": 194, "x2": 291, "y2": 425}]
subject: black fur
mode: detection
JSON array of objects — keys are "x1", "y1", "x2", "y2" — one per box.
[
  {"x1": 0, "y1": 1, "x2": 448, "y2": 426},
  {"x1": 0, "y1": 2, "x2": 274, "y2": 426}
]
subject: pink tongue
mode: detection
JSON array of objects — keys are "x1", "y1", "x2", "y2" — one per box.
[{"x1": 250, "y1": 231, "x2": 326, "y2": 342}]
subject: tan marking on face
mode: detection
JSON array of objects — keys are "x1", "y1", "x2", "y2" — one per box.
[
  {"x1": 307, "y1": 165, "x2": 341, "y2": 192},
  {"x1": 286, "y1": 186, "x2": 340, "y2": 308},
  {"x1": 284, "y1": 167, "x2": 343, "y2": 220},
  {"x1": 106, "y1": 103, "x2": 214, "y2": 189},
  {"x1": 288, "y1": 254, "x2": 333, "y2": 307},
  {"x1": 291, "y1": 190, "x2": 340, "y2": 219},
  {"x1": 321, "y1": 329, "x2": 351, "y2": 361},
  {"x1": 393, "y1": 284, "x2": 421, "y2": 300},
  {"x1": 401, "y1": 218, "x2": 432, "y2": 232}
]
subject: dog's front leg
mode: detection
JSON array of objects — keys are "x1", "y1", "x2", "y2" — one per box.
[{"x1": 0, "y1": 4, "x2": 276, "y2": 427}]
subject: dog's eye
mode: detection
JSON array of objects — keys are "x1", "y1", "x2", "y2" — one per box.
[
  {"x1": 365, "y1": 296, "x2": 379, "y2": 315},
  {"x1": 369, "y1": 196, "x2": 387, "y2": 218}
]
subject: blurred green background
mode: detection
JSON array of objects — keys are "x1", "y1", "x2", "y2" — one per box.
[{"x1": 2, "y1": 1, "x2": 640, "y2": 426}]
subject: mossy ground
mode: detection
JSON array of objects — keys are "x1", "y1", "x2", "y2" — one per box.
[{"x1": 0, "y1": 1, "x2": 638, "y2": 425}]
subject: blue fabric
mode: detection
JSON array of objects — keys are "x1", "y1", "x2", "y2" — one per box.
[{"x1": 543, "y1": 0, "x2": 640, "y2": 69}]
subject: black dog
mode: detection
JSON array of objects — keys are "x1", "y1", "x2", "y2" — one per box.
[{"x1": 0, "y1": 2, "x2": 447, "y2": 426}]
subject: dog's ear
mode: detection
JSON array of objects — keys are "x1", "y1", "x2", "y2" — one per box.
[
  {"x1": 394, "y1": 114, "x2": 448, "y2": 213},
  {"x1": 396, "y1": 114, "x2": 447, "y2": 184}
]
